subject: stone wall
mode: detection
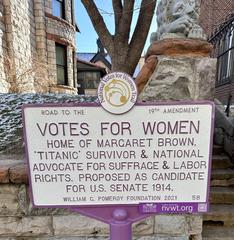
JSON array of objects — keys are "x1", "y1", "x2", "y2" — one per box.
[
  {"x1": 65, "y1": 0, "x2": 74, "y2": 25},
  {"x1": 10, "y1": 0, "x2": 36, "y2": 92},
  {"x1": 45, "y1": 0, "x2": 77, "y2": 93},
  {"x1": 1, "y1": 0, "x2": 49, "y2": 93},
  {"x1": 0, "y1": 175, "x2": 202, "y2": 239},
  {"x1": 200, "y1": 0, "x2": 234, "y2": 37},
  {"x1": 0, "y1": 0, "x2": 77, "y2": 94},
  {"x1": 139, "y1": 56, "x2": 216, "y2": 101},
  {"x1": 46, "y1": 16, "x2": 76, "y2": 46},
  {"x1": 138, "y1": 39, "x2": 216, "y2": 101},
  {"x1": 33, "y1": 0, "x2": 50, "y2": 93},
  {"x1": 0, "y1": 2, "x2": 8, "y2": 93},
  {"x1": 0, "y1": 94, "x2": 203, "y2": 239}
]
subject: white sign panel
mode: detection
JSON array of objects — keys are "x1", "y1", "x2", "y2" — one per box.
[{"x1": 23, "y1": 102, "x2": 214, "y2": 207}]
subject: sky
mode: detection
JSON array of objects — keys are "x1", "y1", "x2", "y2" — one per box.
[{"x1": 75, "y1": 0, "x2": 157, "y2": 54}]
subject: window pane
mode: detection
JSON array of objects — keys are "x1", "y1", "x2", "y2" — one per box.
[
  {"x1": 226, "y1": 32, "x2": 231, "y2": 51},
  {"x1": 71, "y1": 0, "x2": 74, "y2": 25},
  {"x1": 83, "y1": 71, "x2": 101, "y2": 89},
  {"x1": 85, "y1": 72, "x2": 94, "y2": 88},
  {"x1": 229, "y1": 48, "x2": 234, "y2": 76},
  {"x1": 78, "y1": 72, "x2": 84, "y2": 79},
  {"x1": 93, "y1": 72, "x2": 101, "y2": 88},
  {"x1": 217, "y1": 57, "x2": 222, "y2": 84},
  {"x1": 55, "y1": 43, "x2": 67, "y2": 85},
  {"x1": 56, "y1": 45, "x2": 66, "y2": 66},
  {"x1": 52, "y1": 0, "x2": 64, "y2": 18},
  {"x1": 78, "y1": 72, "x2": 84, "y2": 88},
  {"x1": 77, "y1": 72, "x2": 85, "y2": 94},
  {"x1": 222, "y1": 53, "x2": 228, "y2": 79},
  {"x1": 57, "y1": 66, "x2": 66, "y2": 85},
  {"x1": 230, "y1": 24, "x2": 234, "y2": 48}
]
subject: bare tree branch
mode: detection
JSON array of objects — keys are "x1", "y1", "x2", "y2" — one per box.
[
  {"x1": 130, "y1": 0, "x2": 156, "y2": 50},
  {"x1": 116, "y1": 0, "x2": 134, "y2": 42},
  {"x1": 4, "y1": 52, "x2": 50, "y2": 93},
  {"x1": 112, "y1": 0, "x2": 123, "y2": 31},
  {"x1": 81, "y1": 0, "x2": 113, "y2": 53},
  {"x1": 129, "y1": 0, "x2": 157, "y2": 71}
]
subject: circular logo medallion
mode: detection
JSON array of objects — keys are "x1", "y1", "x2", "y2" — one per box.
[{"x1": 98, "y1": 72, "x2": 138, "y2": 114}]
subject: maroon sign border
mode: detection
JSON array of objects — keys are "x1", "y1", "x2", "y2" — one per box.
[{"x1": 22, "y1": 100, "x2": 215, "y2": 213}]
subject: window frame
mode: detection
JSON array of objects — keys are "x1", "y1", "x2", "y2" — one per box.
[
  {"x1": 83, "y1": 71, "x2": 101, "y2": 89},
  {"x1": 71, "y1": 0, "x2": 75, "y2": 25},
  {"x1": 77, "y1": 70, "x2": 101, "y2": 93},
  {"x1": 55, "y1": 43, "x2": 68, "y2": 86},
  {"x1": 52, "y1": 0, "x2": 65, "y2": 19},
  {"x1": 215, "y1": 22, "x2": 234, "y2": 87},
  {"x1": 72, "y1": 50, "x2": 76, "y2": 88}
]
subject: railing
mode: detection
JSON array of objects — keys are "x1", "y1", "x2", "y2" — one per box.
[{"x1": 225, "y1": 94, "x2": 232, "y2": 117}]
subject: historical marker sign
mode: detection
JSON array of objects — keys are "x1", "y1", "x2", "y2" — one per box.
[{"x1": 23, "y1": 101, "x2": 214, "y2": 213}]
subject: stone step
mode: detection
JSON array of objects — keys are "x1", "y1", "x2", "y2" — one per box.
[
  {"x1": 212, "y1": 154, "x2": 234, "y2": 169},
  {"x1": 203, "y1": 204, "x2": 234, "y2": 226},
  {"x1": 213, "y1": 145, "x2": 225, "y2": 155},
  {"x1": 202, "y1": 226, "x2": 234, "y2": 240},
  {"x1": 211, "y1": 169, "x2": 234, "y2": 186},
  {"x1": 212, "y1": 169, "x2": 234, "y2": 180},
  {"x1": 210, "y1": 187, "x2": 234, "y2": 204}
]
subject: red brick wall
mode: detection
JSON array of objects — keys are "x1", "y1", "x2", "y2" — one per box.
[
  {"x1": 215, "y1": 83, "x2": 234, "y2": 104},
  {"x1": 200, "y1": 0, "x2": 234, "y2": 103},
  {"x1": 200, "y1": 0, "x2": 234, "y2": 38}
]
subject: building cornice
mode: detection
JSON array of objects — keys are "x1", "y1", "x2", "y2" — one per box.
[{"x1": 45, "y1": 12, "x2": 76, "y2": 32}]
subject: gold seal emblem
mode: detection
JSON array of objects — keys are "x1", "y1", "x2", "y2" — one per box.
[
  {"x1": 98, "y1": 72, "x2": 137, "y2": 114},
  {"x1": 104, "y1": 79, "x2": 130, "y2": 107}
]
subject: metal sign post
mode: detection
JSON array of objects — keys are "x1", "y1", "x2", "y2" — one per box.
[
  {"x1": 71, "y1": 206, "x2": 148, "y2": 240},
  {"x1": 111, "y1": 217, "x2": 131, "y2": 240},
  {"x1": 110, "y1": 208, "x2": 131, "y2": 240}
]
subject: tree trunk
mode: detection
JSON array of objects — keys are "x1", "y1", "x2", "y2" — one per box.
[
  {"x1": 110, "y1": 49, "x2": 137, "y2": 75},
  {"x1": 81, "y1": 0, "x2": 156, "y2": 76}
]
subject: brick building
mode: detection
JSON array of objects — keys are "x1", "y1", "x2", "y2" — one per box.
[
  {"x1": 200, "y1": 0, "x2": 234, "y2": 38},
  {"x1": 200, "y1": 0, "x2": 234, "y2": 105},
  {"x1": 0, "y1": 0, "x2": 77, "y2": 94}
]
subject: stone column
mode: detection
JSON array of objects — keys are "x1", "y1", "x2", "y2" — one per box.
[
  {"x1": 2, "y1": 0, "x2": 37, "y2": 93},
  {"x1": 137, "y1": 38, "x2": 216, "y2": 101},
  {"x1": 136, "y1": 38, "x2": 216, "y2": 240},
  {"x1": 0, "y1": 9, "x2": 8, "y2": 93},
  {"x1": 2, "y1": 0, "x2": 16, "y2": 92},
  {"x1": 34, "y1": 0, "x2": 47, "y2": 61},
  {"x1": 135, "y1": 1, "x2": 217, "y2": 238},
  {"x1": 136, "y1": 39, "x2": 216, "y2": 240}
]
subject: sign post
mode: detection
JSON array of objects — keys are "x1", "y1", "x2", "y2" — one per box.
[
  {"x1": 23, "y1": 73, "x2": 214, "y2": 240},
  {"x1": 110, "y1": 208, "x2": 131, "y2": 240}
]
